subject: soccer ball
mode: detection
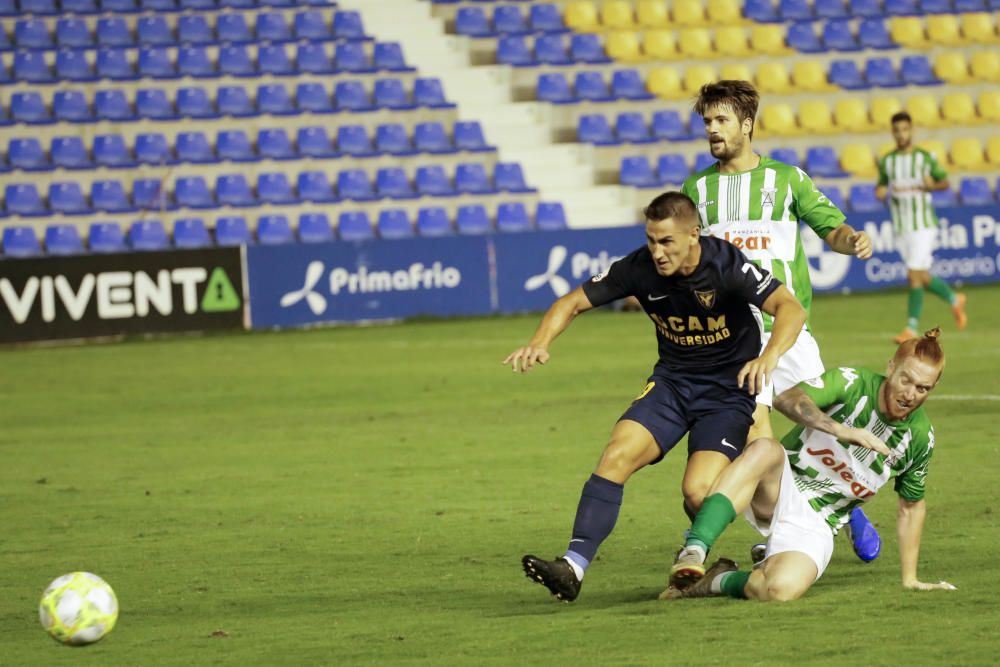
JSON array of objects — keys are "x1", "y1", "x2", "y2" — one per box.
[{"x1": 38, "y1": 572, "x2": 118, "y2": 645}]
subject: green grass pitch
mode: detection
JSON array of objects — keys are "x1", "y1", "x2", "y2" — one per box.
[{"x1": 2, "y1": 285, "x2": 999, "y2": 665}]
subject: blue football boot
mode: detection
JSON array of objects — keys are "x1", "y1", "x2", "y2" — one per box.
[{"x1": 848, "y1": 508, "x2": 881, "y2": 562}]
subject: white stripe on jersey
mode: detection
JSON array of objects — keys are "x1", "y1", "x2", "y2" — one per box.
[
  {"x1": 761, "y1": 168, "x2": 776, "y2": 223},
  {"x1": 737, "y1": 172, "x2": 751, "y2": 223},
  {"x1": 696, "y1": 176, "x2": 709, "y2": 229}
]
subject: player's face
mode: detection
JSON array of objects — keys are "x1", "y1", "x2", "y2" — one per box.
[
  {"x1": 892, "y1": 120, "x2": 912, "y2": 150},
  {"x1": 702, "y1": 103, "x2": 751, "y2": 161},
  {"x1": 881, "y1": 356, "x2": 940, "y2": 421},
  {"x1": 645, "y1": 217, "x2": 700, "y2": 276}
]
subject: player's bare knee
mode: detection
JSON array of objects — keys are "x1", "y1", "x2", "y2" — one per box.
[
  {"x1": 743, "y1": 438, "x2": 784, "y2": 470},
  {"x1": 681, "y1": 478, "x2": 712, "y2": 511},
  {"x1": 595, "y1": 439, "x2": 645, "y2": 480}
]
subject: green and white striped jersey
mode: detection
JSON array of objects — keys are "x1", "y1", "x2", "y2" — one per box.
[
  {"x1": 781, "y1": 366, "x2": 934, "y2": 534},
  {"x1": 878, "y1": 148, "x2": 947, "y2": 234},
  {"x1": 682, "y1": 157, "x2": 845, "y2": 331}
]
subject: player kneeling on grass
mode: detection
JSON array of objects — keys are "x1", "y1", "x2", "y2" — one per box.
[
  {"x1": 665, "y1": 328, "x2": 956, "y2": 601},
  {"x1": 504, "y1": 191, "x2": 807, "y2": 602}
]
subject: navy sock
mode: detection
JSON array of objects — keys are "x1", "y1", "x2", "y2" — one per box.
[{"x1": 563, "y1": 474, "x2": 624, "y2": 573}]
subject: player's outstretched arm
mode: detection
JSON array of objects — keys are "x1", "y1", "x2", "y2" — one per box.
[
  {"x1": 737, "y1": 285, "x2": 806, "y2": 394},
  {"x1": 773, "y1": 387, "x2": 892, "y2": 456},
  {"x1": 898, "y1": 497, "x2": 956, "y2": 591},
  {"x1": 502, "y1": 286, "x2": 595, "y2": 373},
  {"x1": 823, "y1": 223, "x2": 872, "y2": 260}
]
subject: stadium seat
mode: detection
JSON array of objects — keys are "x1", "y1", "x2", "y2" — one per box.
[
  {"x1": 456, "y1": 164, "x2": 494, "y2": 194},
  {"x1": 858, "y1": 19, "x2": 895, "y2": 49},
  {"x1": 338, "y1": 211, "x2": 375, "y2": 241},
  {"x1": 835, "y1": 99, "x2": 873, "y2": 132},
  {"x1": 961, "y1": 12, "x2": 999, "y2": 44},
  {"x1": 217, "y1": 14, "x2": 252, "y2": 43},
  {"x1": 535, "y1": 35, "x2": 571, "y2": 65},
  {"x1": 295, "y1": 82, "x2": 333, "y2": 114},
  {"x1": 257, "y1": 173, "x2": 297, "y2": 205},
  {"x1": 456, "y1": 204, "x2": 491, "y2": 235},
  {"x1": 96, "y1": 47, "x2": 136, "y2": 80},
  {"x1": 256, "y1": 215, "x2": 294, "y2": 245},
  {"x1": 951, "y1": 137, "x2": 986, "y2": 170},
  {"x1": 578, "y1": 114, "x2": 617, "y2": 145},
  {"x1": 851, "y1": 0, "x2": 884, "y2": 16},
  {"x1": 136, "y1": 88, "x2": 175, "y2": 120},
  {"x1": 684, "y1": 65, "x2": 717, "y2": 92},
  {"x1": 177, "y1": 86, "x2": 218, "y2": 118},
  {"x1": 934, "y1": 52, "x2": 972, "y2": 84},
  {"x1": 338, "y1": 42, "x2": 376, "y2": 73},
  {"x1": 871, "y1": 96, "x2": 903, "y2": 126},
  {"x1": 538, "y1": 73, "x2": 574, "y2": 103},
  {"x1": 11, "y1": 92, "x2": 50, "y2": 124},
  {"x1": 52, "y1": 91, "x2": 91, "y2": 123},
  {"x1": 372, "y1": 124, "x2": 411, "y2": 156},
  {"x1": 376, "y1": 168, "x2": 415, "y2": 199},
  {"x1": 620, "y1": 155, "x2": 658, "y2": 187},
  {"x1": 931, "y1": 188, "x2": 958, "y2": 208},
  {"x1": 377, "y1": 209, "x2": 414, "y2": 240},
  {"x1": 651, "y1": 110, "x2": 690, "y2": 141},
  {"x1": 960, "y1": 177, "x2": 994, "y2": 205},
  {"x1": 751, "y1": 24, "x2": 791, "y2": 55},
  {"x1": 133, "y1": 178, "x2": 173, "y2": 211},
  {"x1": 642, "y1": 29, "x2": 677, "y2": 59},
  {"x1": 57, "y1": 18, "x2": 95, "y2": 48},
  {"x1": 333, "y1": 11, "x2": 366, "y2": 40},
  {"x1": 806, "y1": 146, "x2": 848, "y2": 176},
  {"x1": 177, "y1": 14, "x2": 212, "y2": 44},
  {"x1": 612, "y1": 69, "x2": 653, "y2": 100},
  {"x1": 337, "y1": 80, "x2": 375, "y2": 111},
  {"x1": 177, "y1": 132, "x2": 215, "y2": 163},
  {"x1": 901, "y1": 56, "x2": 940, "y2": 86},
  {"x1": 707, "y1": 0, "x2": 743, "y2": 22},
  {"x1": 416, "y1": 122, "x2": 455, "y2": 154},
  {"x1": 259, "y1": 45, "x2": 295, "y2": 76},
  {"x1": 926, "y1": 14, "x2": 963, "y2": 47},
  {"x1": 495, "y1": 163, "x2": 533, "y2": 193},
  {"x1": 648, "y1": 67, "x2": 683, "y2": 99},
  {"x1": 531, "y1": 4, "x2": 567, "y2": 32},
  {"x1": 2, "y1": 226, "x2": 41, "y2": 257},
  {"x1": 456, "y1": 7, "x2": 492, "y2": 37},
  {"x1": 93, "y1": 134, "x2": 135, "y2": 167},
  {"x1": 175, "y1": 176, "x2": 213, "y2": 208},
  {"x1": 455, "y1": 121, "x2": 490, "y2": 152},
  {"x1": 15, "y1": 52, "x2": 53, "y2": 83},
  {"x1": 823, "y1": 19, "x2": 860, "y2": 51},
  {"x1": 56, "y1": 50, "x2": 96, "y2": 82},
  {"x1": 217, "y1": 130, "x2": 255, "y2": 162},
  {"x1": 44, "y1": 224, "x2": 84, "y2": 255},
  {"x1": 135, "y1": 133, "x2": 172, "y2": 165},
  {"x1": 890, "y1": 17, "x2": 927, "y2": 47},
  {"x1": 786, "y1": 22, "x2": 824, "y2": 53},
  {"x1": 816, "y1": 0, "x2": 850, "y2": 16},
  {"x1": 416, "y1": 165, "x2": 453, "y2": 196},
  {"x1": 678, "y1": 28, "x2": 711, "y2": 58},
  {"x1": 338, "y1": 170, "x2": 376, "y2": 201},
  {"x1": 295, "y1": 10, "x2": 330, "y2": 41},
  {"x1": 829, "y1": 60, "x2": 868, "y2": 90},
  {"x1": 497, "y1": 36, "x2": 534, "y2": 66},
  {"x1": 781, "y1": 0, "x2": 814, "y2": 20},
  {"x1": 296, "y1": 171, "x2": 337, "y2": 203},
  {"x1": 337, "y1": 125, "x2": 375, "y2": 157},
  {"x1": 51, "y1": 136, "x2": 90, "y2": 169},
  {"x1": 94, "y1": 89, "x2": 136, "y2": 122},
  {"x1": 91, "y1": 180, "x2": 133, "y2": 212},
  {"x1": 865, "y1": 57, "x2": 901, "y2": 87},
  {"x1": 416, "y1": 207, "x2": 453, "y2": 237},
  {"x1": 565, "y1": 1, "x2": 600, "y2": 31},
  {"x1": 761, "y1": 104, "x2": 801, "y2": 136},
  {"x1": 756, "y1": 62, "x2": 793, "y2": 93},
  {"x1": 495, "y1": 5, "x2": 529, "y2": 34},
  {"x1": 942, "y1": 93, "x2": 977, "y2": 125},
  {"x1": 919, "y1": 0, "x2": 952, "y2": 10},
  {"x1": 375, "y1": 78, "x2": 415, "y2": 110},
  {"x1": 770, "y1": 147, "x2": 801, "y2": 166},
  {"x1": 954, "y1": 0, "x2": 986, "y2": 9},
  {"x1": 9, "y1": 138, "x2": 48, "y2": 170},
  {"x1": 258, "y1": 84, "x2": 296, "y2": 115},
  {"x1": 571, "y1": 33, "x2": 611, "y2": 63},
  {"x1": 906, "y1": 94, "x2": 943, "y2": 127},
  {"x1": 16, "y1": 19, "x2": 54, "y2": 49},
  {"x1": 128, "y1": 220, "x2": 168, "y2": 251},
  {"x1": 849, "y1": 185, "x2": 885, "y2": 212},
  {"x1": 981, "y1": 92, "x2": 1000, "y2": 123},
  {"x1": 257, "y1": 128, "x2": 295, "y2": 160},
  {"x1": 657, "y1": 154, "x2": 690, "y2": 184},
  {"x1": 256, "y1": 12, "x2": 291, "y2": 42},
  {"x1": 216, "y1": 174, "x2": 255, "y2": 207},
  {"x1": 616, "y1": 112, "x2": 653, "y2": 143},
  {"x1": 792, "y1": 61, "x2": 834, "y2": 91},
  {"x1": 497, "y1": 202, "x2": 532, "y2": 233},
  {"x1": 297, "y1": 126, "x2": 336, "y2": 158},
  {"x1": 636, "y1": 0, "x2": 668, "y2": 26},
  {"x1": 219, "y1": 46, "x2": 254, "y2": 77},
  {"x1": 298, "y1": 213, "x2": 334, "y2": 243},
  {"x1": 172, "y1": 218, "x2": 211, "y2": 249},
  {"x1": 295, "y1": 44, "x2": 332, "y2": 74},
  {"x1": 536, "y1": 202, "x2": 568, "y2": 231},
  {"x1": 885, "y1": 0, "x2": 920, "y2": 13},
  {"x1": 575, "y1": 71, "x2": 613, "y2": 102},
  {"x1": 97, "y1": 17, "x2": 133, "y2": 47},
  {"x1": 715, "y1": 26, "x2": 750, "y2": 57},
  {"x1": 841, "y1": 143, "x2": 878, "y2": 177},
  {"x1": 971, "y1": 51, "x2": 1000, "y2": 82},
  {"x1": 215, "y1": 217, "x2": 252, "y2": 246},
  {"x1": 745, "y1": 0, "x2": 780, "y2": 22},
  {"x1": 88, "y1": 222, "x2": 126, "y2": 253},
  {"x1": 601, "y1": 0, "x2": 635, "y2": 29}
]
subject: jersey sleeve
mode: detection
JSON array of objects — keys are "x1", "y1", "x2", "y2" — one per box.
[
  {"x1": 723, "y1": 245, "x2": 782, "y2": 308},
  {"x1": 877, "y1": 156, "x2": 889, "y2": 187},
  {"x1": 791, "y1": 167, "x2": 846, "y2": 239},
  {"x1": 894, "y1": 426, "x2": 933, "y2": 502},
  {"x1": 926, "y1": 152, "x2": 948, "y2": 182},
  {"x1": 580, "y1": 251, "x2": 636, "y2": 307},
  {"x1": 794, "y1": 366, "x2": 857, "y2": 409}
]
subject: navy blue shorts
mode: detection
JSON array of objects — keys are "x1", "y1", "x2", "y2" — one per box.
[{"x1": 618, "y1": 369, "x2": 756, "y2": 463}]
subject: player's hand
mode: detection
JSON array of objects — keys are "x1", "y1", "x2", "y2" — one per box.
[
  {"x1": 904, "y1": 579, "x2": 957, "y2": 591},
  {"x1": 737, "y1": 353, "x2": 778, "y2": 395},
  {"x1": 849, "y1": 230, "x2": 872, "y2": 260},
  {"x1": 502, "y1": 345, "x2": 550, "y2": 373},
  {"x1": 839, "y1": 427, "x2": 892, "y2": 456}
]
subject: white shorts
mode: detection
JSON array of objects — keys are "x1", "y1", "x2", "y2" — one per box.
[
  {"x1": 743, "y1": 454, "x2": 835, "y2": 580},
  {"x1": 897, "y1": 228, "x2": 936, "y2": 271},
  {"x1": 755, "y1": 328, "x2": 825, "y2": 407}
]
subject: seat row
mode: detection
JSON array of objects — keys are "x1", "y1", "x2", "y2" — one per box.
[
  {"x1": 555, "y1": 0, "x2": 746, "y2": 32},
  {"x1": 2, "y1": 0, "x2": 334, "y2": 15},
  {"x1": 745, "y1": 0, "x2": 999, "y2": 22},
  {"x1": 1, "y1": 203, "x2": 569, "y2": 257},
  {"x1": 4, "y1": 11, "x2": 365, "y2": 51},
  {"x1": 1, "y1": 78, "x2": 454, "y2": 125},
  {"x1": 3, "y1": 41, "x2": 411, "y2": 84},
  {"x1": 2, "y1": 122, "x2": 492, "y2": 172},
  {"x1": 781, "y1": 14, "x2": 999, "y2": 53},
  {"x1": 0, "y1": 163, "x2": 536, "y2": 216}
]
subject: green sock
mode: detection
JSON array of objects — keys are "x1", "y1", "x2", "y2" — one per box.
[
  {"x1": 927, "y1": 276, "x2": 957, "y2": 306},
  {"x1": 685, "y1": 493, "x2": 737, "y2": 552},
  {"x1": 906, "y1": 287, "x2": 923, "y2": 331},
  {"x1": 719, "y1": 570, "x2": 750, "y2": 599}
]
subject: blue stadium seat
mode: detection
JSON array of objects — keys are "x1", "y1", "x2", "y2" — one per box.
[
  {"x1": 91, "y1": 179, "x2": 134, "y2": 212},
  {"x1": 16, "y1": 19, "x2": 54, "y2": 49},
  {"x1": 495, "y1": 162, "x2": 533, "y2": 192},
  {"x1": 823, "y1": 19, "x2": 860, "y2": 51},
  {"x1": 257, "y1": 128, "x2": 295, "y2": 160},
  {"x1": 745, "y1": 0, "x2": 781, "y2": 21},
  {"x1": 884, "y1": 0, "x2": 920, "y2": 13},
  {"x1": 531, "y1": 4, "x2": 566, "y2": 32},
  {"x1": 571, "y1": 33, "x2": 611, "y2": 64},
  {"x1": 296, "y1": 126, "x2": 336, "y2": 158},
  {"x1": 787, "y1": 21, "x2": 825, "y2": 52},
  {"x1": 338, "y1": 211, "x2": 375, "y2": 241},
  {"x1": 295, "y1": 10, "x2": 331, "y2": 40},
  {"x1": 298, "y1": 43, "x2": 335, "y2": 74},
  {"x1": 4, "y1": 183, "x2": 45, "y2": 215},
  {"x1": 336, "y1": 80, "x2": 373, "y2": 111},
  {"x1": 137, "y1": 88, "x2": 176, "y2": 119},
  {"x1": 376, "y1": 124, "x2": 415, "y2": 155},
  {"x1": 373, "y1": 78, "x2": 414, "y2": 110},
  {"x1": 94, "y1": 89, "x2": 135, "y2": 121},
  {"x1": 178, "y1": 46, "x2": 214, "y2": 78},
  {"x1": 374, "y1": 42, "x2": 412, "y2": 72},
  {"x1": 536, "y1": 202, "x2": 568, "y2": 231},
  {"x1": 11, "y1": 92, "x2": 51, "y2": 124},
  {"x1": 575, "y1": 71, "x2": 613, "y2": 102},
  {"x1": 219, "y1": 45, "x2": 255, "y2": 77},
  {"x1": 9, "y1": 138, "x2": 48, "y2": 170},
  {"x1": 51, "y1": 136, "x2": 90, "y2": 169},
  {"x1": 620, "y1": 156, "x2": 657, "y2": 187},
  {"x1": 215, "y1": 216, "x2": 252, "y2": 246},
  {"x1": 919, "y1": 0, "x2": 953, "y2": 10},
  {"x1": 931, "y1": 188, "x2": 958, "y2": 208},
  {"x1": 901, "y1": 56, "x2": 940, "y2": 85},
  {"x1": 960, "y1": 178, "x2": 994, "y2": 205},
  {"x1": 616, "y1": 112, "x2": 653, "y2": 143},
  {"x1": 44, "y1": 224, "x2": 84, "y2": 255},
  {"x1": 497, "y1": 36, "x2": 534, "y2": 66},
  {"x1": 578, "y1": 114, "x2": 618, "y2": 145},
  {"x1": 257, "y1": 84, "x2": 295, "y2": 115},
  {"x1": 298, "y1": 212, "x2": 334, "y2": 243},
  {"x1": 135, "y1": 133, "x2": 172, "y2": 164},
  {"x1": 414, "y1": 78, "x2": 453, "y2": 108},
  {"x1": 849, "y1": 184, "x2": 885, "y2": 211},
  {"x1": 103, "y1": 0, "x2": 139, "y2": 11},
  {"x1": 257, "y1": 215, "x2": 294, "y2": 244},
  {"x1": 89, "y1": 222, "x2": 126, "y2": 253},
  {"x1": 205, "y1": 83, "x2": 250, "y2": 115},
  {"x1": 21, "y1": 0, "x2": 58, "y2": 13},
  {"x1": 658, "y1": 154, "x2": 690, "y2": 184},
  {"x1": 257, "y1": 173, "x2": 298, "y2": 204},
  {"x1": 850, "y1": 0, "x2": 885, "y2": 15},
  {"x1": 259, "y1": 45, "x2": 295, "y2": 76},
  {"x1": 337, "y1": 170, "x2": 376, "y2": 201},
  {"x1": 176, "y1": 175, "x2": 214, "y2": 208},
  {"x1": 824, "y1": 186, "x2": 848, "y2": 211},
  {"x1": 535, "y1": 35, "x2": 571, "y2": 65},
  {"x1": 694, "y1": 152, "x2": 716, "y2": 171},
  {"x1": 376, "y1": 168, "x2": 415, "y2": 199},
  {"x1": 129, "y1": 220, "x2": 169, "y2": 251},
  {"x1": 377, "y1": 209, "x2": 414, "y2": 239},
  {"x1": 296, "y1": 171, "x2": 338, "y2": 203},
  {"x1": 806, "y1": 146, "x2": 847, "y2": 177},
  {"x1": 815, "y1": 0, "x2": 850, "y2": 17},
  {"x1": 133, "y1": 178, "x2": 173, "y2": 210},
  {"x1": 456, "y1": 205, "x2": 491, "y2": 235},
  {"x1": 256, "y1": 12, "x2": 291, "y2": 42},
  {"x1": 337, "y1": 125, "x2": 376, "y2": 157},
  {"x1": 96, "y1": 47, "x2": 137, "y2": 80},
  {"x1": 494, "y1": 5, "x2": 528, "y2": 34},
  {"x1": 652, "y1": 110, "x2": 691, "y2": 141},
  {"x1": 770, "y1": 147, "x2": 801, "y2": 166},
  {"x1": 2, "y1": 226, "x2": 41, "y2": 257},
  {"x1": 858, "y1": 18, "x2": 894, "y2": 49},
  {"x1": 217, "y1": 14, "x2": 252, "y2": 43},
  {"x1": 14, "y1": 52, "x2": 53, "y2": 83},
  {"x1": 336, "y1": 42, "x2": 375, "y2": 73},
  {"x1": 97, "y1": 18, "x2": 132, "y2": 47},
  {"x1": 56, "y1": 50, "x2": 97, "y2": 82},
  {"x1": 137, "y1": 16, "x2": 172, "y2": 45},
  {"x1": 333, "y1": 11, "x2": 366, "y2": 40},
  {"x1": 829, "y1": 60, "x2": 868, "y2": 89},
  {"x1": 93, "y1": 134, "x2": 135, "y2": 166},
  {"x1": 414, "y1": 122, "x2": 454, "y2": 153},
  {"x1": 216, "y1": 174, "x2": 255, "y2": 207},
  {"x1": 456, "y1": 163, "x2": 494, "y2": 194},
  {"x1": 177, "y1": 14, "x2": 213, "y2": 44},
  {"x1": 173, "y1": 218, "x2": 211, "y2": 248},
  {"x1": 416, "y1": 165, "x2": 453, "y2": 196},
  {"x1": 456, "y1": 7, "x2": 493, "y2": 36},
  {"x1": 416, "y1": 207, "x2": 453, "y2": 237},
  {"x1": 454, "y1": 121, "x2": 491, "y2": 152},
  {"x1": 865, "y1": 57, "x2": 902, "y2": 87},
  {"x1": 140, "y1": 0, "x2": 174, "y2": 9},
  {"x1": 612, "y1": 69, "x2": 654, "y2": 100},
  {"x1": 780, "y1": 0, "x2": 815, "y2": 20},
  {"x1": 296, "y1": 82, "x2": 334, "y2": 113},
  {"x1": 177, "y1": 86, "x2": 218, "y2": 118},
  {"x1": 497, "y1": 202, "x2": 532, "y2": 233},
  {"x1": 176, "y1": 131, "x2": 215, "y2": 163}
]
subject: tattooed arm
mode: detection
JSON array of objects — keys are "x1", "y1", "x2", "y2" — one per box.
[{"x1": 774, "y1": 387, "x2": 891, "y2": 455}]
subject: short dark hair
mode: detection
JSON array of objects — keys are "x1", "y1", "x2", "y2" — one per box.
[
  {"x1": 693, "y1": 80, "x2": 760, "y2": 140},
  {"x1": 891, "y1": 111, "x2": 912, "y2": 125},
  {"x1": 643, "y1": 191, "x2": 698, "y2": 227}
]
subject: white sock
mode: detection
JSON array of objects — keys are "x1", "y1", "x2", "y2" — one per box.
[
  {"x1": 709, "y1": 572, "x2": 729, "y2": 594},
  {"x1": 562, "y1": 557, "x2": 585, "y2": 581},
  {"x1": 682, "y1": 544, "x2": 707, "y2": 563}
]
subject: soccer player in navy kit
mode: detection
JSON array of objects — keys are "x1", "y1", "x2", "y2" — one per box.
[{"x1": 503, "y1": 192, "x2": 807, "y2": 601}]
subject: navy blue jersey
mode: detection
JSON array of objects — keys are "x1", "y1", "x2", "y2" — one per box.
[{"x1": 581, "y1": 236, "x2": 781, "y2": 374}]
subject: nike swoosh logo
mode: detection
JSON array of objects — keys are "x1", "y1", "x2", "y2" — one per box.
[
  {"x1": 721, "y1": 438, "x2": 737, "y2": 451},
  {"x1": 569, "y1": 539, "x2": 584, "y2": 544},
  {"x1": 648, "y1": 294, "x2": 669, "y2": 301}
]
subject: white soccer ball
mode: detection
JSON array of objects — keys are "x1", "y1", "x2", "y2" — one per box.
[{"x1": 38, "y1": 572, "x2": 119, "y2": 645}]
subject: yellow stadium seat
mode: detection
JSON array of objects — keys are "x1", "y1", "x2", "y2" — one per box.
[
  {"x1": 834, "y1": 99, "x2": 872, "y2": 133},
  {"x1": 707, "y1": 0, "x2": 744, "y2": 25},
  {"x1": 799, "y1": 101, "x2": 836, "y2": 134},
  {"x1": 871, "y1": 97, "x2": 903, "y2": 128},
  {"x1": 643, "y1": 29, "x2": 678, "y2": 59},
  {"x1": 714, "y1": 26, "x2": 749, "y2": 56},
  {"x1": 683, "y1": 64, "x2": 717, "y2": 91},
  {"x1": 979, "y1": 91, "x2": 1000, "y2": 122},
  {"x1": 933, "y1": 52, "x2": 972, "y2": 84},
  {"x1": 565, "y1": 1, "x2": 600, "y2": 31},
  {"x1": 791, "y1": 61, "x2": 835, "y2": 92},
  {"x1": 950, "y1": 137, "x2": 987, "y2": 171},
  {"x1": 720, "y1": 63, "x2": 753, "y2": 82},
  {"x1": 601, "y1": 0, "x2": 635, "y2": 29},
  {"x1": 606, "y1": 30, "x2": 643, "y2": 61},
  {"x1": 987, "y1": 137, "x2": 1000, "y2": 165},
  {"x1": 841, "y1": 144, "x2": 878, "y2": 177},
  {"x1": 679, "y1": 28, "x2": 713, "y2": 58},
  {"x1": 672, "y1": 0, "x2": 707, "y2": 26},
  {"x1": 960, "y1": 13, "x2": 999, "y2": 44},
  {"x1": 636, "y1": 0, "x2": 669, "y2": 27},
  {"x1": 647, "y1": 66, "x2": 684, "y2": 99},
  {"x1": 761, "y1": 104, "x2": 802, "y2": 136},
  {"x1": 918, "y1": 140, "x2": 950, "y2": 167},
  {"x1": 889, "y1": 17, "x2": 927, "y2": 48},
  {"x1": 942, "y1": 93, "x2": 978, "y2": 125},
  {"x1": 926, "y1": 14, "x2": 963, "y2": 46},
  {"x1": 971, "y1": 51, "x2": 1000, "y2": 82},
  {"x1": 906, "y1": 94, "x2": 943, "y2": 128},
  {"x1": 755, "y1": 62, "x2": 792, "y2": 93},
  {"x1": 750, "y1": 24, "x2": 790, "y2": 55}
]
